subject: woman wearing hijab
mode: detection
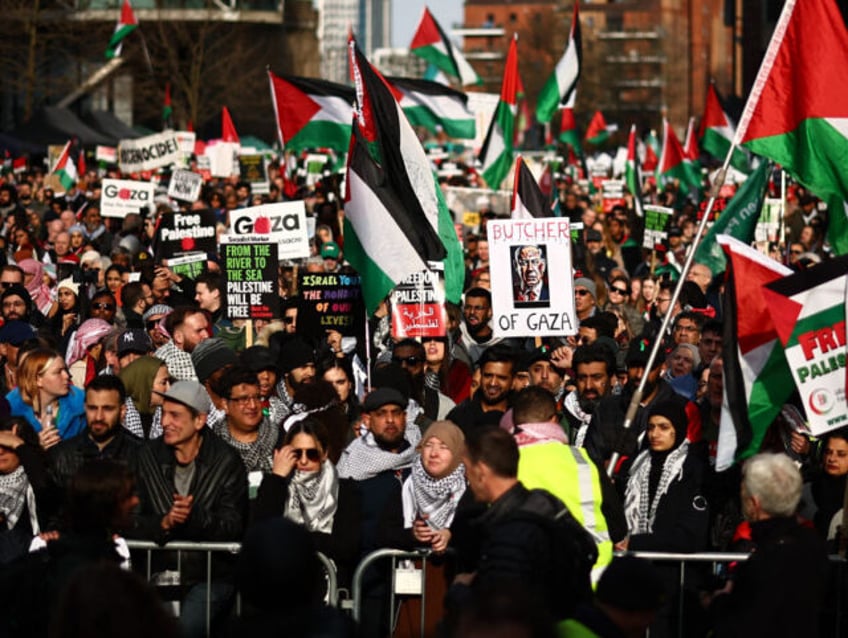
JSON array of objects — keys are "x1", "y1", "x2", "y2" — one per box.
[
  {"x1": 254, "y1": 418, "x2": 360, "y2": 584},
  {"x1": 17, "y1": 259, "x2": 53, "y2": 317},
  {"x1": 46, "y1": 278, "x2": 82, "y2": 341},
  {"x1": 119, "y1": 356, "x2": 170, "y2": 439},
  {"x1": 65, "y1": 318, "x2": 112, "y2": 388},
  {"x1": 620, "y1": 400, "x2": 709, "y2": 552}
]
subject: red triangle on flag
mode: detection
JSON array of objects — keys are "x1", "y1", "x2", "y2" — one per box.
[
  {"x1": 643, "y1": 143, "x2": 658, "y2": 171},
  {"x1": 268, "y1": 73, "x2": 322, "y2": 144},
  {"x1": 410, "y1": 8, "x2": 442, "y2": 49},
  {"x1": 500, "y1": 37, "x2": 520, "y2": 106},
  {"x1": 699, "y1": 83, "x2": 729, "y2": 135},
  {"x1": 120, "y1": 0, "x2": 138, "y2": 27},
  {"x1": 221, "y1": 106, "x2": 239, "y2": 144},
  {"x1": 761, "y1": 285, "x2": 804, "y2": 347}
]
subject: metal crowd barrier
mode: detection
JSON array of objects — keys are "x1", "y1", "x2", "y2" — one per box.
[{"x1": 125, "y1": 540, "x2": 339, "y2": 636}]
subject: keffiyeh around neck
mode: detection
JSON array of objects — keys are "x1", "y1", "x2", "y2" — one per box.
[
  {"x1": 286, "y1": 460, "x2": 339, "y2": 533},
  {"x1": 623, "y1": 441, "x2": 689, "y2": 535},
  {"x1": 403, "y1": 455, "x2": 466, "y2": 530},
  {"x1": 0, "y1": 465, "x2": 39, "y2": 534},
  {"x1": 336, "y1": 426, "x2": 421, "y2": 481}
]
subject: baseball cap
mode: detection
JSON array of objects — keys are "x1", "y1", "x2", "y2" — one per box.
[
  {"x1": 320, "y1": 241, "x2": 340, "y2": 260},
  {"x1": 585, "y1": 229, "x2": 603, "y2": 243},
  {"x1": 155, "y1": 380, "x2": 212, "y2": 414},
  {"x1": 117, "y1": 329, "x2": 152, "y2": 357},
  {"x1": 0, "y1": 320, "x2": 35, "y2": 346},
  {"x1": 574, "y1": 277, "x2": 597, "y2": 300},
  {"x1": 362, "y1": 387, "x2": 407, "y2": 413}
]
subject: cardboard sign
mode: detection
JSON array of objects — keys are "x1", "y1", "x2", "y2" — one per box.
[
  {"x1": 101, "y1": 179, "x2": 156, "y2": 218},
  {"x1": 207, "y1": 142, "x2": 239, "y2": 177},
  {"x1": 643, "y1": 205, "x2": 674, "y2": 250},
  {"x1": 118, "y1": 131, "x2": 182, "y2": 173},
  {"x1": 166, "y1": 252, "x2": 207, "y2": 280},
  {"x1": 175, "y1": 131, "x2": 196, "y2": 155},
  {"x1": 298, "y1": 272, "x2": 364, "y2": 338},
  {"x1": 223, "y1": 243, "x2": 278, "y2": 320},
  {"x1": 487, "y1": 219, "x2": 577, "y2": 338},
  {"x1": 228, "y1": 201, "x2": 309, "y2": 260},
  {"x1": 602, "y1": 179, "x2": 627, "y2": 213},
  {"x1": 95, "y1": 145, "x2": 117, "y2": 163},
  {"x1": 168, "y1": 170, "x2": 203, "y2": 202},
  {"x1": 155, "y1": 209, "x2": 218, "y2": 259},
  {"x1": 391, "y1": 266, "x2": 446, "y2": 339},
  {"x1": 238, "y1": 154, "x2": 270, "y2": 195}
]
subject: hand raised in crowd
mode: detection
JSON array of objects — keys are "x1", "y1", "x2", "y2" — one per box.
[
  {"x1": 272, "y1": 445, "x2": 298, "y2": 477},
  {"x1": 38, "y1": 426, "x2": 61, "y2": 451},
  {"x1": 0, "y1": 430, "x2": 24, "y2": 451},
  {"x1": 154, "y1": 265, "x2": 180, "y2": 283},
  {"x1": 161, "y1": 493, "x2": 194, "y2": 531},
  {"x1": 326, "y1": 329, "x2": 343, "y2": 356},
  {"x1": 550, "y1": 345, "x2": 574, "y2": 370},
  {"x1": 61, "y1": 312, "x2": 77, "y2": 335}
]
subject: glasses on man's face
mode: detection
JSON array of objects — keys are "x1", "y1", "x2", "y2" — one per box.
[
  {"x1": 0, "y1": 281, "x2": 15, "y2": 289},
  {"x1": 656, "y1": 297, "x2": 672, "y2": 304},
  {"x1": 574, "y1": 289, "x2": 590, "y2": 296},
  {"x1": 610, "y1": 287, "x2": 628, "y2": 296},
  {"x1": 283, "y1": 316, "x2": 295, "y2": 325},
  {"x1": 229, "y1": 394, "x2": 261, "y2": 407},
  {"x1": 92, "y1": 303, "x2": 115, "y2": 311},
  {"x1": 146, "y1": 320, "x2": 160, "y2": 331},
  {"x1": 293, "y1": 448, "x2": 321, "y2": 462},
  {"x1": 392, "y1": 355, "x2": 422, "y2": 367}
]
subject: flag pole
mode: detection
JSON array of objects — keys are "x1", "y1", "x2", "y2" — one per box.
[{"x1": 606, "y1": 141, "x2": 737, "y2": 478}]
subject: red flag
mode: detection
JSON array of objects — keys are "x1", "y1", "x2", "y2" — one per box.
[{"x1": 221, "y1": 106, "x2": 239, "y2": 143}]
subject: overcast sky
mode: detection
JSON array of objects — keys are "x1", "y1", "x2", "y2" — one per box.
[{"x1": 392, "y1": 0, "x2": 464, "y2": 48}]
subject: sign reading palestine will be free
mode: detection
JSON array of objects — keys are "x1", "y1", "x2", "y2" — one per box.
[{"x1": 224, "y1": 243, "x2": 278, "y2": 320}]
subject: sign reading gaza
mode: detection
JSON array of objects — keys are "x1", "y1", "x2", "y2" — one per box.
[
  {"x1": 101, "y1": 179, "x2": 155, "y2": 218},
  {"x1": 118, "y1": 131, "x2": 182, "y2": 173},
  {"x1": 229, "y1": 201, "x2": 310, "y2": 260},
  {"x1": 487, "y1": 219, "x2": 577, "y2": 338},
  {"x1": 224, "y1": 243, "x2": 278, "y2": 320}
]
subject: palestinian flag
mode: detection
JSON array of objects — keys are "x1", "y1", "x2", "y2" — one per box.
[
  {"x1": 625, "y1": 124, "x2": 644, "y2": 217},
  {"x1": 162, "y1": 83, "x2": 173, "y2": 128},
  {"x1": 344, "y1": 38, "x2": 463, "y2": 314},
  {"x1": 511, "y1": 157, "x2": 551, "y2": 219},
  {"x1": 387, "y1": 77, "x2": 475, "y2": 139},
  {"x1": 479, "y1": 36, "x2": 519, "y2": 189},
  {"x1": 105, "y1": 0, "x2": 138, "y2": 60},
  {"x1": 536, "y1": 2, "x2": 581, "y2": 124},
  {"x1": 643, "y1": 131, "x2": 659, "y2": 171},
  {"x1": 221, "y1": 106, "x2": 239, "y2": 144},
  {"x1": 699, "y1": 83, "x2": 750, "y2": 172},
  {"x1": 410, "y1": 7, "x2": 481, "y2": 86},
  {"x1": 764, "y1": 255, "x2": 848, "y2": 436},
  {"x1": 735, "y1": 0, "x2": 848, "y2": 254},
  {"x1": 268, "y1": 71, "x2": 354, "y2": 152},
  {"x1": 683, "y1": 117, "x2": 699, "y2": 162},
  {"x1": 558, "y1": 107, "x2": 582, "y2": 155},
  {"x1": 825, "y1": 196, "x2": 848, "y2": 255},
  {"x1": 658, "y1": 119, "x2": 701, "y2": 193},
  {"x1": 585, "y1": 110, "x2": 613, "y2": 145},
  {"x1": 52, "y1": 141, "x2": 78, "y2": 195},
  {"x1": 694, "y1": 160, "x2": 771, "y2": 276},
  {"x1": 716, "y1": 234, "x2": 794, "y2": 470}
]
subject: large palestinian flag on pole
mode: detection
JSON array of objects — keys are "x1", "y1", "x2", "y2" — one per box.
[
  {"x1": 105, "y1": 0, "x2": 138, "y2": 59},
  {"x1": 387, "y1": 77, "x2": 475, "y2": 139},
  {"x1": 658, "y1": 119, "x2": 702, "y2": 194},
  {"x1": 52, "y1": 141, "x2": 78, "y2": 195},
  {"x1": 344, "y1": 38, "x2": 463, "y2": 314},
  {"x1": 625, "y1": 124, "x2": 644, "y2": 217},
  {"x1": 511, "y1": 157, "x2": 551, "y2": 220},
  {"x1": 699, "y1": 83, "x2": 750, "y2": 173},
  {"x1": 536, "y1": 2, "x2": 581, "y2": 124},
  {"x1": 268, "y1": 71, "x2": 354, "y2": 153},
  {"x1": 734, "y1": 0, "x2": 848, "y2": 253},
  {"x1": 763, "y1": 255, "x2": 848, "y2": 436},
  {"x1": 479, "y1": 36, "x2": 519, "y2": 189},
  {"x1": 716, "y1": 234, "x2": 794, "y2": 470},
  {"x1": 558, "y1": 107, "x2": 582, "y2": 155},
  {"x1": 410, "y1": 7, "x2": 481, "y2": 86}
]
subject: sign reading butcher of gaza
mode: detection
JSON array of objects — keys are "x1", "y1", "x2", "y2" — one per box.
[
  {"x1": 487, "y1": 218, "x2": 577, "y2": 338},
  {"x1": 118, "y1": 131, "x2": 182, "y2": 173}
]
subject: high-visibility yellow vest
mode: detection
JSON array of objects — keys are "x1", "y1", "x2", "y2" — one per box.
[{"x1": 518, "y1": 442, "x2": 613, "y2": 584}]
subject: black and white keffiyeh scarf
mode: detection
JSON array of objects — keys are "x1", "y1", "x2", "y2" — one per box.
[
  {"x1": 336, "y1": 426, "x2": 421, "y2": 481},
  {"x1": 402, "y1": 456, "x2": 466, "y2": 530},
  {"x1": 0, "y1": 466, "x2": 39, "y2": 533},
  {"x1": 623, "y1": 441, "x2": 689, "y2": 535},
  {"x1": 213, "y1": 418, "x2": 278, "y2": 473},
  {"x1": 286, "y1": 460, "x2": 339, "y2": 534}
]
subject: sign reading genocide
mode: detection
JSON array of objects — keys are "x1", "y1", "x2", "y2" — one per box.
[
  {"x1": 487, "y1": 219, "x2": 577, "y2": 338},
  {"x1": 643, "y1": 205, "x2": 674, "y2": 250},
  {"x1": 298, "y1": 272, "x2": 364, "y2": 339},
  {"x1": 155, "y1": 209, "x2": 218, "y2": 259},
  {"x1": 101, "y1": 179, "x2": 156, "y2": 218},
  {"x1": 118, "y1": 131, "x2": 182, "y2": 173},
  {"x1": 228, "y1": 201, "x2": 309, "y2": 260},
  {"x1": 391, "y1": 264, "x2": 446, "y2": 339},
  {"x1": 167, "y1": 170, "x2": 203, "y2": 203},
  {"x1": 224, "y1": 243, "x2": 278, "y2": 320}
]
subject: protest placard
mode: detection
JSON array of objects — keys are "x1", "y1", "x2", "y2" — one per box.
[
  {"x1": 118, "y1": 131, "x2": 182, "y2": 173},
  {"x1": 223, "y1": 243, "x2": 278, "y2": 320},
  {"x1": 95, "y1": 146, "x2": 117, "y2": 164},
  {"x1": 228, "y1": 201, "x2": 309, "y2": 260},
  {"x1": 602, "y1": 179, "x2": 627, "y2": 213},
  {"x1": 101, "y1": 179, "x2": 156, "y2": 218},
  {"x1": 238, "y1": 154, "x2": 270, "y2": 195},
  {"x1": 391, "y1": 265, "x2": 446, "y2": 339},
  {"x1": 167, "y1": 170, "x2": 203, "y2": 202},
  {"x1": 643, "y1": 205, "x2": 674, "y2": 250},
  {"x1": 487, "y1": 219, "x2": 577, "y2": 338},
  {"x1": 166, "y1": 252, "x2": 207, "y2": 280},
  {"x1": 298, "y1": 272, "x2": 364, "y2": 339},
  {"x1": 155, "y1": 209, "x2": 218, "y2": 259}
]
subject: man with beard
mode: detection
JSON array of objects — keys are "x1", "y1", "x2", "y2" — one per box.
[
  {"x1": 154, "y1": 306, "x2": 211, "y2": 382},
  {"x1": 447, "y1": 346, "x2": 514, "y2": 436},
  {"x1": 275, "y1": 338, "x2": 316, "y2": 418},
  {"x1": 49, "y1": 375, "x2": 141, "y2": 490},
  {"x1": 459, "y1": 287, "x2": 503, "y2": 366},
  {"x1": 1, "y1": 284, "x2": 41, "y2": 329},
  {"x1": 564, "y1": 344, "x2": 615, "y2": 449},
  {"x1": 391, "y1": 338, "x2": 454, "y2": 423},
  {"x1": 584, "y1": 336, "x2": 700, "y2": 476},
  {"x1": 527, "y1": 345, "x2": 567, "y2": 421}
]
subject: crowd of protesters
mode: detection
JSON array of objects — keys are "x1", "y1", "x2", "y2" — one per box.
[{"x1": 0, "y1": 155, "x2": 841, "y2": 638}]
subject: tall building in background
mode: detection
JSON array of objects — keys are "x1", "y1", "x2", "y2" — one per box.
[
  {"x1": 318, "y1": 0, "x2": 390, "y2": 84},
  {"x1": 361, "y1": 0, "x2": 391, "y2": 54}
]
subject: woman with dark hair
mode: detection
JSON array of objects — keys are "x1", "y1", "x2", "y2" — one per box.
[
  {"x1": 422, "y1": 335, "x2": 472, "y2": 404},
  {"x1": 811, "y1": 428, "x2": 848, "y2": 545},
  {"x1": 46, "y1": 279, "x2": 82, "y2": 341},
  {"x1": 104, "y1": 264, "x2": 127, "y2": 296},
  {"x1": 0, "y1": 417, "x2": 54, "y2": 564},
  {"x1": 320, "y1": 356, "x2": 360, "y2": 431},
  {"x1": 254, "y1": 418, "x2": 360, "y2": 583}
]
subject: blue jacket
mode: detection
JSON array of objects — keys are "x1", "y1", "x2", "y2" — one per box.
[{"x1": 7, "y1": 386, "x2": 87, "y2": 440}]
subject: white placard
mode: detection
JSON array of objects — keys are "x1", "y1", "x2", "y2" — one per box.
[
  {"x1": 228, "y1": 201, "x2": 309, "y2": 259},
  {"x1": 100, "y1": 179, "x2": 156, "y2": 218},
  {"x1": 206, "y1": 142, "x2": 240, "y2": 178},
  {"x1": 488, "y1": 219, "x2": 577, "y2": 338},
  {"x1": 168, "y1": 170, "x2": 203, "y2": 202},
  {"x1": 118, "y1": 131, "x2": 182, "y2": 173},
  {"x1": 95, "y1": 145, "x2": 117, "y2": 163}
]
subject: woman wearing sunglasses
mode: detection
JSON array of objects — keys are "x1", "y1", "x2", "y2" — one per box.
[{"x1": 254, "y1": 418, "x2": 360, "y2": 584}]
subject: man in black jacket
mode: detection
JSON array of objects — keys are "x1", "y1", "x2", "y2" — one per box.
[
  {"x1": 50, "y1": 375, "x2": 141, "y2": 491},
  {"x1": 131, "y1": 380, "x2": 248, "y2": 638}
]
